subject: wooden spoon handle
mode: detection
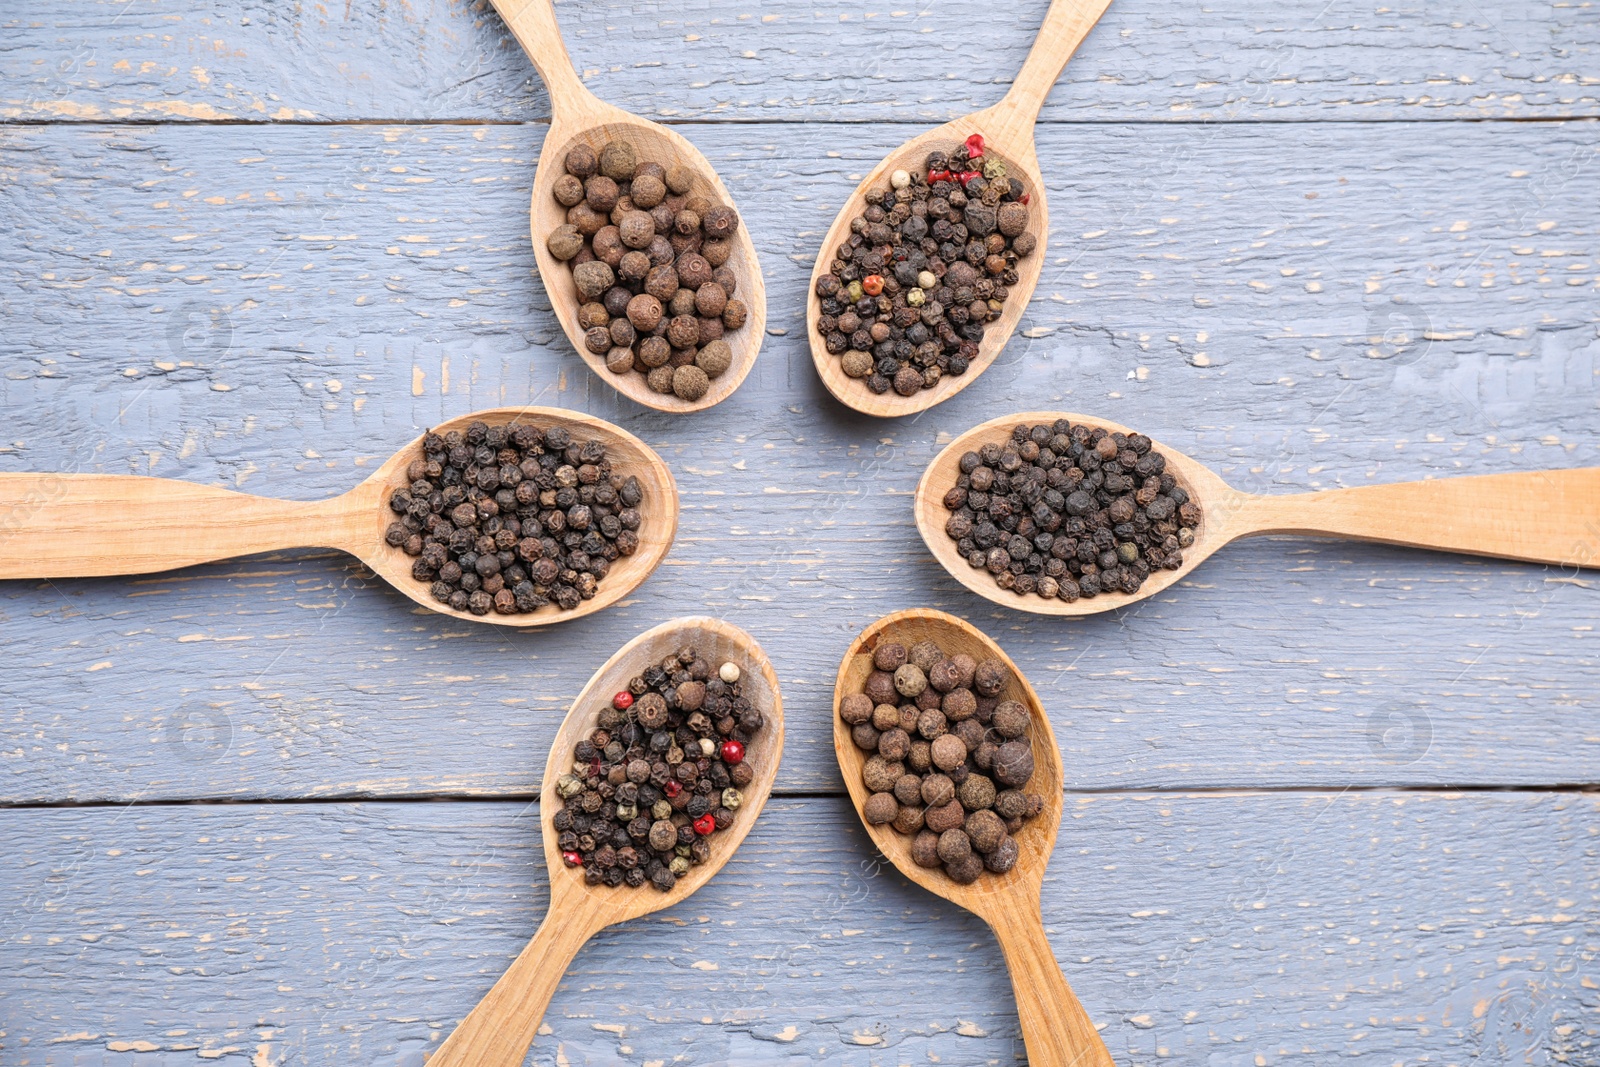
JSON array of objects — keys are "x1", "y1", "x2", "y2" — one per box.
[
  {"x1": 1236, "y1": 467, "x2": 1600, "y2": 568},
  {"x1": 0, "y1": 473, "x2": 351, "y2": 578},
  {"x1": 988, "y1": 0, "x2": 1115, "y2": 145},
  {"x1": 490, "y1": 0, "x2": 593, "y2": 110},
  {"x1": 429, "y1": 912, "x2": 598, "y2": 1067},
  {"x1": 990, "y1": 898, "x2": 1116, "y2": 1066}
]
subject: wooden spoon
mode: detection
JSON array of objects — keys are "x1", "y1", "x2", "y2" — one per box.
[
  {"x1": 916, "y1": 410, "x2": 1600, "y2": 616},
  {"x1": 429, "y1": 616, "x2": 785, "y2": 1066},
  {"x1": 0, "y1": 406, "x2": 677, "y2": 628},
  {"x1": 493, "y1": 0, "x2": 767, "y2": 413},
  {"x1": 834, "y1": 608, "x2": 1113, "y2": 1066},
  {"x1": 806, "y1": 0, "x2": 1113, "y2": 417}
]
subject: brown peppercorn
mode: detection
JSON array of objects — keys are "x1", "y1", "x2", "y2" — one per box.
[
  {"x1": 701, "y1": 204, "x2": 740, "y2": 238},
  {"x1": 973, "y1": 658, "x2": 1009, "y2": 697},
  {"x1": 631, "y1": 173, "x2": 666, "y2": 209},
  {"x1": 862, "y1": 755, "x2": 903, "y2": 793},
  {"x1": 635, "y1": 692, "x2": 669, "y2": 729},
  {"x1": 945, "y1": 852, "x2": 984, "y2": 885},
  {"x1": 638, "y1": 336, "x2": 671, "y2": 368},
  {"x1": 672, "y1": 364, "x2": 711, "y2": 402},
  {"x1": 863, "y1": 792, "x2": 898, "y2": 825},
  {"x1": 694, "y1": 281, "x2": 728, "y2": 318},
  {"x1": 909, "y1": 641, "x2": 943, "y2": 673},
  {"x1": 965, "y1": 809, "x2": 1006, "y2": 854},
  {"x1": 936, "y1": 828, "x2": 972, "y2": 865},
  {"x1": 894, "y1": 663, "x2": 928, "y2": 698},
  {"x1": 599, "y1": 141, "x2": 637, "y2": 182},
  {"x1": 547, "y1": 224, "x2": 584, "y2": 261},
  {"x1": 863, "y1": 670, "x2": 898, "y2": 706},
  {"x1": 957, "y1": 773, "x2": 996, "y2": 812},
  {"x1": 992, "y1": 740, "x2": 1035, "y2": 788},
  {"x1": 873, "y1": 642, "x2": 908, "y2": 671},
  {"x1": 924, "y1": 798, "x2": 966, "y2": 834},
  {"x1": 893, "y1": 773, "x2": 923, "y2": 805},
  {"x1": 929, "y1": 733, "x2": 966, "y2": 772},
  {"x1": 564, "y1": 144, "x2": 598, "y2": 177},
  {"x1": 839, "y1": 693, "x2": 874, "y2": 725},
  {"x1": 920, "y1": 773, "x2": 955, "y2": 807},
  {"x1": 695, "y1": 339, "x2": 733, "y2": 379},
  {"x1": 911, "y1": 829, "x2": 942, "y2": 868},
  {"x1": 992, "y1": 700, "x2": 1030, "y2": 739},
  {"x1": 983, "y1": 835, "x2": 1019, "y2": 873},
  {"x1": 585, "y1": 174, "x2": 620, "y2": 212},
  {"x1": 877, "y1": 727, "x2": 911, "y2": 762}
]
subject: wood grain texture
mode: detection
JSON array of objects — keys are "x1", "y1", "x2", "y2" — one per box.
[
  {"x1": 2, "y1": 794, "x2": 1596, "y2": 1065},
  {"x1": 0, "y1": 119, "x2": 1594, "y2": 802},
  {"x1": 3, "y1": 0, "x2": 1598, "y2": 124}
]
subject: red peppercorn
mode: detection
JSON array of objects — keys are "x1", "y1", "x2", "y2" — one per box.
[
  {"x1": 693, "y1": 813, "x2": 716, "y2": 835},
  {"x1": 664, "y1": 778, "x2": 682, "y2": 798},
  {"x1": 561, "y1": 850, "x2": 584, "y2": 867},
  {"x1": 862, "y1": 274, "x2": 884, "y2": 296},
  {"x1": 1019, "y1": 193, "x2": 1030, "y2": 206},
  {"x1": 928, "y1": 169, "x2": 953, "y2": 184},
  {"x1": 613, "y1": 691, "x2": 633, "y2": 711},
  {"x1": 958, "y1": 170, "x2": 982, "y2": 186},
  {"x1": 965, "y1": 133, "x2": 985, "y2": 157},
  {"x1": 719, "y1": 739, "x2": 745, "y2": 764}
]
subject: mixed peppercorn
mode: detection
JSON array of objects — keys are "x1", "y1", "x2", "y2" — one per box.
[
  {"x1": 555, "y1": 649, "x2": 764, "y2": 891},
  {"x1": 941, "y1": 420, "x2": 1202, "y2": 601},
  {"x1": 815, "y1": 133, "x2": 1035, "y2": 397},
  {"x1": 842, "y1": 637, "x2": 1042, "y2": 884},
  {"x1": 546, "y1": 139, "x2": 749, "y2": 402},
  {"x1": 384, "y1": 419, "x2": 643, "y2": 616}
]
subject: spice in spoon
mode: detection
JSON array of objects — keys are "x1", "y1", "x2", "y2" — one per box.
[
  {"x1": 841, "y1": 637, "x2": 1043, "y2": 884},
  {"x1": 815, "y1": 133, "x2": 1035, "y2": 397},
  {"x1": 547, "y1": 140, "x2": 750, "y2": 402},
  {"x1": 555, "y1": 646, "x2": 767, "y2": 890},
  {"x1": 384, "y1": 419, "x2": 643, "y2": 615},
  {"x1": 940, "y1": 419, "x2": 1203, "y2": 600}
]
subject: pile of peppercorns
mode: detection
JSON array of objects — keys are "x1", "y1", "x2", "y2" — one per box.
[
  {"x1": 841, "y1": 638, "x2": 1042, "y2": 884},
  {"x1": 555, "y1": 648, "x2": 765, "y2": 891},
  {"x1": 815, "y1": 133, "x2": 1035, "y2": 397},
  {"x1": 384, "y1": 419, "x2": 644, "y2": 616},
  {"x1": 941, "y1": 420, "x2": 1203, "y2": 601},
  {"x1": 545, "y1": 139, "x2": 749, "y2": 402}
]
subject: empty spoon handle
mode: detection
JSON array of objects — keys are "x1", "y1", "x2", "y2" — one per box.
[
  {"x1": 0, "y1": 473, "x2": 353, "y2": 578},
  {"x1": 988, "y1": 0, "x2": 1115, "y2": 144},
  {"x1": 990, "y1": 897, "x2": 1116, "y2": 1066},
  {"x1": 430, "y1": 910, "x2": 600, "y2": 1067},
  {"x1": 491, "y1": 0, "x2": 595, "y2": 108},
  {"x1": 1239, "y1": 467, "x2": 1600, "y2": 568}
]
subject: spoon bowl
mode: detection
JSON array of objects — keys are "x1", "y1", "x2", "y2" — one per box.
[
  {"x1": 0, "y1": 406, "x2": 678, "y2": 628},
  {"x1": 807, "y1": 0, "x2": 1112, "y2": 417},
  {"x1": 496, "y1": 0, "x2": 767, "y2": 413},
  {"x1": 834, "y1": 608, "x2": 1112, "y2": 1066},
  {"x1": 431, "y1": 616, "x2": 785, "y2": 1067},
  {"x1": 916, "y1": 410, "x2": 1600, "y2": 616}
]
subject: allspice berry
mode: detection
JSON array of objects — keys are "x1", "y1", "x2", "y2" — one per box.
[
  {"x1": 864, "y1": 792, "x2": 898, "y2": 825},
  {"x1": 618, "y1": 210, "x2": 655, "y2": 249},
  {"x1": 911, "y1": 829, "x2": 942, "y2": 868},
  {"x1": 945, "y1": 852, "x2": 984, "y2": 885},
  {"x1": 992, "y1": 740, "x2": 1035, "y2": 788},
  {"x1": 983, "y1": 836, "x2": 1019, "y2": 873},
  {"x1": 547, "y1": 224, "x2": 584, "y2": 261},
  {"x1": 936, "y1": 828, "x2": 972, "y2": 865},
  {"x1": 973, "y1": 658, "x2": 1009, "y2": 697},
  {"x1": 929, "y1": 733, "x2": 966, "y2": 772},
  {"x1": 992, "y1": 700, "x2": 1030, "y2": 739},
  {"x1": 909, "y1": 641, "x2": 943, "y2": 673},
  {"x1": 599, "y1": 141, "x2": 636, "y2": 181},
  {"x1": 722, "y1": 299, "x2": 748, "y2": 331},
  {"x1": 863, "y1": 755, "x2": 902, "y2": 793},
  {"x1": 964, "y1": 809, "x2": 1006, "y2": 854},
  {"x1": 839, "y1": 694, "x2": 873, "y2": 725},
  {"x1": 554, "y1": 174, "x2": 585, "y2": 207},
  {"x1": 701, "y1": 204, "x2": 740, "y2": 238},
  {"x1": 665, "y1": 164, "x2": 695, "y2": 195},
  {"x1": 893, "y1": 663, "x2": 928, "y2": 698},
  {"x1": 573, "y1": 261, "x2": 614, "y2": 301},
  {"x1": 564, "y1": 144, "x2": 598, "y2": 178},
  {"x1": 920, "y1": 773, "x2": 955, "y2": 808},
  {"x1": 631, "y1": 173, "x2": 666, "y2": 209},
  {"x1": 695, "y1": 339, "x2": 733, "y2": 379},
  {"x1": 672, "y1": 364, "x2": 711, "y2": 402},
  {"x1": 841, "y1": 350, "x2": 873, "y2": 378},
  {"x1": 873, "y1": 642, "x2": 908, "y2": 672}
]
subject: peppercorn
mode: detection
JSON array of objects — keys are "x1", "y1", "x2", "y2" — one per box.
[{"x1": 864, "y1": 792, "x2": 898, "y2": 825}]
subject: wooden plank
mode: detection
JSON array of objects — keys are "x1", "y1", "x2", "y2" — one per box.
[
  {"x1": 2, "y1": 0, "x2": 1597, "y2": 125},
  {"x1": 2, "y1": 794, "x2": 1595, "y2": 1065},
  {"x1": 0, "y1": 119, "x2": 1596, "y2": 802}
]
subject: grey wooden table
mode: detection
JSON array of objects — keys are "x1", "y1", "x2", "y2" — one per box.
[{"x1": 2, "y1": 2, "x2": 1597, "y2": 1064}]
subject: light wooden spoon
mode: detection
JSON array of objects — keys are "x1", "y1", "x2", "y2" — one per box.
[
  {"x1": 0, "y1": 406, "x2": 677, "y2": 628},
  {"x1": 493, "y1": 0, "x2": 767, "y2": 413},
  {"x1": 429, "y1": 616, "x2": 785, "y2": 1067},
  {"x1": 807, "y1": 0, "x2": 1113, "y2": 417},
  {"x1": 834, "y1": 608, "x2": 1113, "y2": 1066},
  {"x1": 915, "y1": 410, "x2": 1600, "y2": 616}
]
